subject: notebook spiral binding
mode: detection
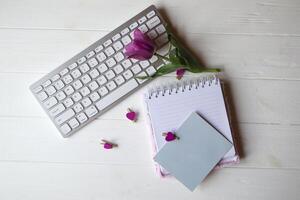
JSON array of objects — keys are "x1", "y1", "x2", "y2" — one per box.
[{"x1": 146, "y1": 75, "x2": 219, "y2": 99}]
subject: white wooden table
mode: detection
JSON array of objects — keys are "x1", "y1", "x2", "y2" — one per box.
[{"x1": 1, "y1": 0, "x2": 299, "y2": 199}]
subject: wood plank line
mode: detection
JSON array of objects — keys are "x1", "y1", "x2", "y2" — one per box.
[
  {"x1": 0, "y1": 117, "x2": 299, "y2": 169},
  {"x1": 1, "y1": 74, "x2": 299, "y2": 124},
  {"x1": 1, "y1": 29, "x2": 300, "y2": 79},
  {"x1": 0, "y1": 162, "x2": 299, "y2": 200},
  {"x1": 1, "y1": 0, "x2": 300, "y2": 34}
]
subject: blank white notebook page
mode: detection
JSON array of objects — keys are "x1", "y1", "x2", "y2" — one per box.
[{"x1": 144, "y1": 78, "x2": 236, "y2": 168}]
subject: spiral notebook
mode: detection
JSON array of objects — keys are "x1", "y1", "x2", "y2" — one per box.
[{"x1": 143, "y1": 76, "x2": 239, "y2": 176}]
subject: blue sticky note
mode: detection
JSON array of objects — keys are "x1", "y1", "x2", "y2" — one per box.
[{"x1": 154, "y1": 112, "x2": 232, "y2": 191}]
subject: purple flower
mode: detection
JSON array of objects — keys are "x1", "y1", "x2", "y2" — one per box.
[
  {"x1": 124, "y1": 29, "x2": 156, "y2": 60},
  {"x1": 176, "y1": 68, "x2": 185, "y2": 80}
]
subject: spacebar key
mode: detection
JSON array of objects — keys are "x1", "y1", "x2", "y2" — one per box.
[{"x1": 95, "y1": 79, "x2": 139, "y2": 111}]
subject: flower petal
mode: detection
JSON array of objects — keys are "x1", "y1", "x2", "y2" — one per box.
[{"x1": 123, "y1": 29, "x2": 156, "y2": 61}]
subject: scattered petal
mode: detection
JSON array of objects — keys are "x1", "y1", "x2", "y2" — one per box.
[{"x1": 176, "y1": 68, "x2": 185, "y2": 80}]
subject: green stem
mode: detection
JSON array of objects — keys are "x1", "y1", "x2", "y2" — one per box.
[{"x1": 154, "y1": 53, "x2": 171, "y2": 62}]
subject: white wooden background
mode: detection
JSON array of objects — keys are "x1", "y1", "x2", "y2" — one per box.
[{"x1": 1, "y1": 0, "x2": 300, "y2": 199}]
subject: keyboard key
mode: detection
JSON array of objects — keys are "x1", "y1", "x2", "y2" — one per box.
[
  {"x1": 146, "y1": 66, "x2": 156, "y2": 76},
  {"x1": 81, "y1": 74, "x2": 92, "y2": 84},
  {"x1": 45, "y1": 85, "x2": 56, "y2": 96},
  {"x1": 69, "y1": 118, "x2": 80, "y2": 129},
  {"x1": 55, "y1": 109, "x2": 75, "y2": 125},
  {"x1": 106, "y1": 81, "x2": 117, "y2": 91},
  {"x1": 98, "y1": 86, "x2": 108, "y2": 96},
  {"x1": 77, "y1": 113, "x2": 88, "y2": 123},
  {"x1": 89, "y1": 69, "x2": 100, "y2": 79},
  {"x1": 63, "y1": 74, "x2": 73, "y2": 84},
  {"x1": 129, "y1": 22, "x2": 138, "y2": 30},
  {"x1": 90, "y1": 92, "x2": 100, "y2": 102},
  {"x1": 115, "y1": 75, "x2": 125, "y2": 85},
  {"x1": 123, "y1": 70, "x2": 133, "y2": 80},
  {"x1": 112, "y1": 33, "x2": 121, "y2": 41},
  {"x1": 104, "y1": 39, "x2": 112, "y2": 47},
  {"x1": 80, "y1": 87, "x2": 90, "y2": 96},
  {"x1": 51, "y1": 74, "x2": 60, "y2": 82},
  {"x1": 138, "y1": 16, "x2": 147, "y2": 24},
  {"x1": 42, "y1": 80, "x2": 52, "y2": 88},
  {"x1": 64, "y1": 98, "x2": 74, "y2": 108},
  {"x1": 131, "y1": 64, "x2": 142, "y2": 74},
  {"x1": 121, "y1": 28, "x2": 129, "y2": 35},
  {"x1": 79, "y1": 63, "x2": 90, "y2": 73},
  {"x1": 56, "y1": 91, "x2": 66, "y2": 101},
  {"x1": 77, "y1": 57, "x2": 86, "y2": 64},
  {"x1": 88, "y1": 81, "x2": 99, "y2": 91},
  {"x1": 136, "y1": 71, "x2": 147, "y2": 84},
  {"x1": 33, "y1": 85, "x2": 43, "y2": 93},
  {"x1": 50, "y1": 104, "x2": 65, "y2": 117},
  {"x1": 97, "y1": 76, "x2": 107, "y2": 85},
  {"x1": 73, "y1": 80, "x2": 83, "y2": 90},
  {"x1": 73, "y1": 103, "x2": 83, "y2": 113},
  {"x1": 85, "y1": 105, "x2": 98, "y2": 118},
  {"x1": 147, "y1": 30, "x2": 158, "y2": 39},
  {"x1": 113, "y1": 41, "x2": 123, "y2": 51},
  {"x1": 86, "y1": 51, "x2": 95, "y2": 58},
  {"x1": 114, "y1": 52, "x2": 125, "y2": 62},
  {"x1": 146, "y1": 16, "x2": 160, "y2": 29},
  {"x1": 113, "y1": 64, "x2": 124, "y2": 74},
  {"x1": 156, "y1": 24, "x2": 166, "y2": 34},
  {"x1": 95, "y1": 79, "x2": 138, "y2": 110},
  {"x1": 140, "y1": 60, "x2": 150, "y2": 69},
  {"x1": 106, "y1": 58, "x2": 117, "y2": 68},
  {"x1": 68, "y1": 63, "x2": 78, "y2": 70},
  {"x1": 147, "y1": 10, "x2": 155, "y2": 18},
  {"x1": 105, "y1": 46, "x2": 115, "y2": 57},
  {"x1": 155, "y1": 33, "x2": 169, "y2": 47},
  {"x1": 95, "y1": 45, "x2": 103, "y2": 52},
  {"x1": 122, "y1": 59, "x2": 132, "y2": 69},
  {"x1": 72, "y1": 92, "x2": 82, "y2": 102},
  {"x1": 64, "y1": 85, "x2": 75, "y2": 95},
  {"x1": 60, "y1": 124, "x2": 71, "y2": 135},
  {"x1": 44, "y1": 97, "x2": 58, "y2": 109},
  {"x1": 105, "y1": 70, "x2": 115, "y2": 80},
  {"x1": 97, "y1": 63, "x2": 108, "y2": 73},
  {"x1": 71, "y1": 69, "x2": 81, "y2": 79},
  {"x1": 96, "y1": 52, "x2": 107, "y2": 62},
  {"x1": 54, "y1": 80, "x2": 65, "y2": 90},
  {"x1": 88, "y1": 58, "x2": 98, "y2": 68},
  {"x1": 38, "y1": 91, "x2": 48, "y2": 101},
  {"x1": 149, "y1": 55, "x2": 158, "y2": 63},
  {"x1": 60, "y1": 68, "x2": 69, "y2": 76},
  {"x1": 121, "y1": 36, "x2": 131, "y2": 45},
  {"x1": 81, "y1": 97, "x2": 92, "y2": 107},
  {"x1": 138, "y1": 24, "x2": 148, "y2": 33}
]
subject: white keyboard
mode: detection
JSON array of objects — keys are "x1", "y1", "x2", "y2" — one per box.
[{"x1": 30, "y1": 5, "x2": 169, "y2": 137}]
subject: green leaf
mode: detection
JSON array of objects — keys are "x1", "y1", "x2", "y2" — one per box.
[
  {"x1": 169, "y1": 48, "x2": 181, "y2": 64},
  {"x1": 168, "y1": 32, "x2": 201, "y2": 68},
  {"x1": 187, "y1": 67, "x2": 221, "y2": 73}
]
